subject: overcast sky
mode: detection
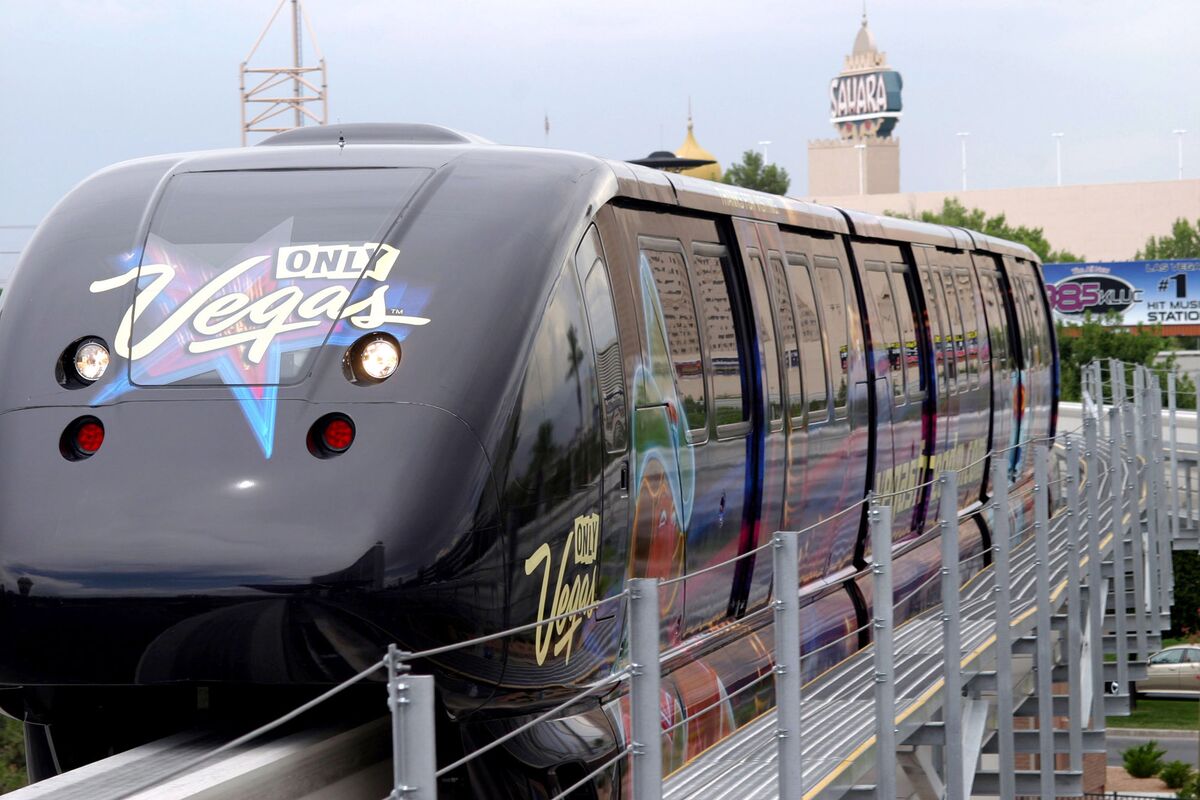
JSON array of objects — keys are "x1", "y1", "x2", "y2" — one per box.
[{"x1": 2, "y1": 0, "x2": 1198, "y2": 232}]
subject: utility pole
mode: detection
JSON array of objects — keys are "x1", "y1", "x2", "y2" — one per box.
[
  {"x1": 956, "y1": 132, "x2": 969, "y2": 191},
  {"x1": 240, "y1": 0, "x2": 328, "y2": 145},
  {"x1": 1052, "y1": 132, "x2": 1064, "y2": 186},
  {"x1": 758, "y1": 140, "x2": 772, "y2": 164},
  {"x1": 855, "y1": 142, "x2": 866, "y2": 195},
  {"x1": 1174, "y1": 129, "x2": 1188, "y2": 180}
]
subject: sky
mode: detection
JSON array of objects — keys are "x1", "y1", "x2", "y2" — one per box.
[{"x1": 1, "y1": 0, "x2": 1198, "y2": 237}]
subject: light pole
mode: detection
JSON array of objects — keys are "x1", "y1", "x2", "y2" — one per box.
[
  {"x1": 855, "y1": 142, "x2": 867, "y2": 194},
  {"x1": 957, "y1": 132, "x2": 970, "y2": 191},
  {"x1": 1051, "y1": 132, "x2": 1064, "y2": 186},
  {"x1": 759, "y1": 140, "x2": 772, "y2": 164},
  {"x1": 1174, "y1": 129, "x2": 1188, "y2": 180}
]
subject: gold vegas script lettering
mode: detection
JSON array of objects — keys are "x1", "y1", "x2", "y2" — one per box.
[{"x1": 523, "y1": 513, "x2": 600, "y2": 666}]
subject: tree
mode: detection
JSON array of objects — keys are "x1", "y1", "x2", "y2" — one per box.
[
  {"x1": 1137, "y1": 217, "x2": 1200, "y2": 259},
  {"x1": 888, "y1": 198, "x2": 1081, "y2": 263},
  {"x1": 722, "y1": 150, "x2": 790, "y2": 195},
  {"x1": 1055, "y1": 313, "x2": 1196, "y2": 407}
]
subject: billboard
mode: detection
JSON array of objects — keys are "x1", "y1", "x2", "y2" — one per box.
[
  {"x1": 829, "y1": 69, "x2": 902, "y2": 138},
  {"x1": 1043, "y1": 259, "x2": 1200, "y2": 326}
]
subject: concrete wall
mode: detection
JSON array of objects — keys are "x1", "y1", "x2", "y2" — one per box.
[
  {"x1": 807, "y1": 178, "x2": 1200, "y2": 261},
  {"x1": 808, "y1": 137, "x2": 900, "y2": 196}
]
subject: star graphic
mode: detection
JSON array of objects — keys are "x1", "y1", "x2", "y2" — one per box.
[{"x1": 93, "y1": 219, "x2": 431, "y2": 458}]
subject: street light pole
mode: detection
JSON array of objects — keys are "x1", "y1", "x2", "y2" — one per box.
[
  {"x1": 758, "y1": 140, "x2": 772, "y2": 164},
  {"x1": 855, "y1": 142, "x2": 866, "y2": 195},
  {"x1": 1052, "y1": 132, "x2": 1064, "y2": 186},
  {"x1": 957, "y1": 132, "x2": 970, "y2": 191},
  {"x1": 1174, "y1": 129, "x2": 1188, "y2": 180}
]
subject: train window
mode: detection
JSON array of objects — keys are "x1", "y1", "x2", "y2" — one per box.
[
  {"x1": 574, "y1": 226, "x2": 627, "y2": 453},
  {"x1": 891, "y1": 264, "x2": 923, "y2": 399},
  {"x1": 508, "y1": 268, "x2": 602, "y2": 507},
  {"x1": 769, "y1": 256, "x2": 803, "y2": 425},
  {"x1": 1024, "y1": 277, "x2": 1048, "y2": 368},
  {"x1": 956, "y1": 269, "x2": 982, "y2": 389},
  {"x1": 866, "y1": 265, "x2": 904, "y2": 401},
  {"x1": 940, "y1": 270, "x2": 968, "y2": 392},
  {"x1": 920, "y1": 268, "x2": 951, "y2": 396},
  {"x1": 691, "y1": 245, "x2": 748, "y2": 428},
  {"x1": 745, "y1": 251, "x2": 783, "y2": 426},
  {"x1": 814, "y1": 258, "x2": 850, "y2": 416},
  {"x1": 978, "y1": 271, "x2": 1010, "y2": 369},
  {"x1": 642, "y1": 245, "x2": 707, "y2": 433},
  {"x1": 786, "y1": 254, "x2": 829, "y2": 420}
]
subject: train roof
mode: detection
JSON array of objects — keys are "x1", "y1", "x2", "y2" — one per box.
[{"x1": 79, "y1": 122, "x2": 1039, "y2": 265}]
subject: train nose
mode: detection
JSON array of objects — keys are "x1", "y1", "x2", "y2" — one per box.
[{"x1": 0, "y1": 400, "x2": 502, "y2": 684}]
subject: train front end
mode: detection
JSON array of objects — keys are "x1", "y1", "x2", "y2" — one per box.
[{"x1": 0, "y1": 137, "x2": 604, "y2": 773}]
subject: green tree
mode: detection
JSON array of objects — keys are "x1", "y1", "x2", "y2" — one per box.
[
  {"x1": 722, "y1": 150, "x2": 790, "y2": 195},
  {"x1": 1137, "y1": 217, "x2": 1200, "y2": 259},
  {"x1": 0, "y1": 716, "x2": 25, "y2": 792},
  {"x1": 889, "y1": 198, "x2": 1081, "y2": 263},
  {"x1": 1055, "y1": 313, "x2": 1196, "y2": 407}
]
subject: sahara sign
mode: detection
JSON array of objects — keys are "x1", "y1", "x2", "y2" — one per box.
[{"x1": 829, "y1": 70, "x2": 903, "y2": 127}]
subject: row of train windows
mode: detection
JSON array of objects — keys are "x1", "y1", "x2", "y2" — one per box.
[{"x1": 643, "y1": 240, "x2": 851, "y2": 437}]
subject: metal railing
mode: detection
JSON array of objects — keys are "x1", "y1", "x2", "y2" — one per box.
[{"x1": 109, "y1": 359, "x2": 1187, "y2": 800}]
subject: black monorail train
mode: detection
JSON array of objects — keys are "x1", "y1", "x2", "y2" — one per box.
[{"x1": 0, "y1": 124, "x2": 1056, "y2": 794}]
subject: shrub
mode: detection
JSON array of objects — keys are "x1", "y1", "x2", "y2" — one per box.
[
  {"x1": 1161, "y1": 760, "x2": 1193, "y2": 789},
  {"x1": 1177, "y1": 774, "x2": 1200, "y2": 800},
  {"x1": 1122, "y1": 740, "x2": 1166, "y2": 778}
]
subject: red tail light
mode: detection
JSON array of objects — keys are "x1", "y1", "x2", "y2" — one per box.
[
  {"x1": 61, "y1": 417, "x2": 104, "y2": 461},
  {"x1": 308, "y1": 414, "x2": 355, "y2": 458}
]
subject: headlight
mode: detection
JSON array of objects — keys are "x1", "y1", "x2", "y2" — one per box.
[
  {"x1": 74, "y1": 340, "x2": 110, "y2": 382},
  {"x1": 345, "y1": 333, "x2": 401, "y2": 384}
]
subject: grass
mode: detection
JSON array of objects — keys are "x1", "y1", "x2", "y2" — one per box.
[
  {"x1": 1109, "y1": 697, "x2": 1200, "y2": 730},
  {"x1": 0, "y1": 716, "x2": 25, "y2": 793}
]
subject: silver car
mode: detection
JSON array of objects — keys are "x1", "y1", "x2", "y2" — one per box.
[{"x1": 1140, "y1": 645, "x2": 1200, "y2": 694}]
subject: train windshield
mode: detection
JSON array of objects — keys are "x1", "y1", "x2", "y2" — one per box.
[{"x1": 117, "y1": 167, "x2": 429, "y2": 386}]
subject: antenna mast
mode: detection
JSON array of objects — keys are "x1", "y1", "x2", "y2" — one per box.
[{"x1": 240, "y1": 0, "x2": 328, "y2": 145}]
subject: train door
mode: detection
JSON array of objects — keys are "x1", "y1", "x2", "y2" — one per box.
[
  {"x1": 729, "y1": 219, "x2": 792, "y2": 613},
  {"x1": 610, "y1": 208, "x2": 758, "y2": 640},
  {"x1": 912, "y1": 246, "x2": 954, "y2": 533},
  {"x1": 945, "y1": 252, "x2": 991, "y2": 505},
  {"x1": 851, "y1": 242, "x2": 929, "y2": 550},
  {"x1": 972, "y1": 252, "x2": 1017, "y2": 493}
]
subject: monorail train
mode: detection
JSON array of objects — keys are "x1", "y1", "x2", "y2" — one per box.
[{"x1": 0, "y1": 123, "x2": 1056, "y2": 794}]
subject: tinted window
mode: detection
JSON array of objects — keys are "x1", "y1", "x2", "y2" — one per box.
[
  {"x1": 692, "y1": 246, "x2": 747, "y2": 427},
  {"x1": 940, "y1": 270, "x2": 968, "y2": 391},
  {"x1": 814, "y1": 258, "x2": 850, "y2": 414},
  {"x1": 956, "y1": 269, "x2": 982, "y2": 388},
  {"x1": 787, "y1": 254, "x2": 829, "y2": 419},
  {"x1": 866, "y1": 266, "x2": 904, "y2": 401},
  {"x1": 508, "y1": 268, "x2": 602, "y2": 506},
  {"x1": 979, "y1": 271, "x2": 1010, "y2": 368},
  {"x1": 643, "y1": 246, "x2": 706, "y2": 431},
  {"x1": 574, "y1": 226, "x2": 627, "y2": 452},
  {"x1": 1151, "y1": 650, "x2": 1184, "y2": 665},
  {"x1": 920, "y1": 267, "x2": 950, "y2": 396},
  {"x1": 892, "y1": 264, "x2": 923, "y2": 397},
  {"x1": 770, "y1": 257, "x2": 803, "y2": 423},
  {"x1": 746, "y1": 253, "x2": 782, "y2": 424}
]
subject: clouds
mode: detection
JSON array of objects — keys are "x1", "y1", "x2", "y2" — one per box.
[{"x1": 0, "y1": 0, "x2": 1197, "y2": 225}]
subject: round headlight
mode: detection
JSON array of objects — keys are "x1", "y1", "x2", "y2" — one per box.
[
  {"x1": 74, "y1": 341, "x2": 110, "y2": 383},
  {"x1": 360, "y1": 338, "x2": 400, "y2": 380}
]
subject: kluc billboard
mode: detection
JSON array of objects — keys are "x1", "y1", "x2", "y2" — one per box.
[{"x1": 1043, "y1": 259, "x2": 1200, "y2": 326}]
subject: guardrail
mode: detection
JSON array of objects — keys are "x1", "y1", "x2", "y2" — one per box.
[{"x1": 106, "y1": 358, "x2": 1187, "y2": 800}]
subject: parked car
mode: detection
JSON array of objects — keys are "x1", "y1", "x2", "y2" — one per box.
[{"x1": 1139, "y1": 645, "x2": 1200, "y2": 694}]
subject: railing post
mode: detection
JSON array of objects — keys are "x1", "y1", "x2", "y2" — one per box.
[
  {"x1": 1170, "y1": 371, "x2": 1180, "y2": 547},
  {"x1": 772, "y1": 530, "x2": 803, "y2": 800},
  {"x1": 1111, "y1": 406, "x2": 1131, "y2": 695},
  {"x1": 1034, "y1": 444, "x2": 1056, "y2": 798},
  {"x1": 1096, "y1": 361, "x2": 1107, "y2": 438},
  {"x1": 939, "y1": 470, "x2": 965, "y2": 800},
  {"x1": 388, "y1": 645, "x2": 437, "y2": 800},
  {"x1": 870, "y1": 501, "x2": 896, "y2": 800},
  {"x1": 1085, "y1": 416, "x2": 1106, "y2": 727},
  {"x1": 1150, "y1": 375, "x2": 1170, "y2": 614},
  {"x1": 629, "y1": 578, "x2": 663, "y2": 800},
  {"x1": 1065, "y1": 436, "x2": 1084, "y2": 772},
  {"x1": 1125, "y1": 399, "x2": 1151, "y2": 661},
  {"x1": 990, "y1": 457, "x2": 1016, "y2": 800}
]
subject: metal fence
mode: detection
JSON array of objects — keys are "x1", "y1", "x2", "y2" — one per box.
[{"x1": 106, "y1": 358, "x2": 1187, "y2": 800}]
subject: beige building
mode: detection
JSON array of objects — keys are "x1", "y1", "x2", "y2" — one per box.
[{"x1": 807, "y1": 178, "x2": 1200, "y2": 261}]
